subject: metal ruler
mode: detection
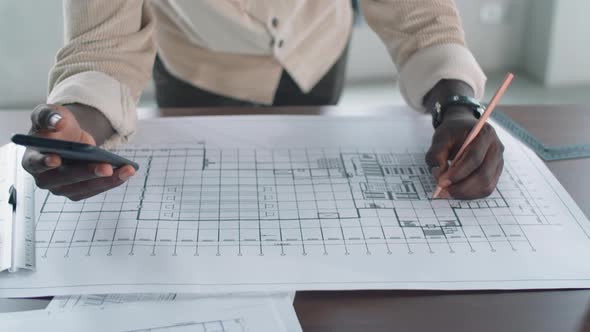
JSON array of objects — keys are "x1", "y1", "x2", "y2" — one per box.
[
  {"x1": 15, "y1": 146, "x2": 36, "y2": 271},
  {"x1": 491, "y1": 110, "x2": 590, "y2": 161}
]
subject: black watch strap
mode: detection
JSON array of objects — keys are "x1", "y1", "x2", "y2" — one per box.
[{"x1": 432, "y1": 95, "x2": 484, "y2": 128}]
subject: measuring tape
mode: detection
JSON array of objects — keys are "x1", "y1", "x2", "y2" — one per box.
[{"x1": 491, "y1": 111, "x2": 590, "y2": 161}]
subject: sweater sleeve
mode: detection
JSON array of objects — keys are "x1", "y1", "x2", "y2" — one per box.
[
  {"x1": 359, "y1": 0, "x2": 486, "y2": 111},
  {"x1": 47, "y1": 0, "x2": 156, "y2": 147}
]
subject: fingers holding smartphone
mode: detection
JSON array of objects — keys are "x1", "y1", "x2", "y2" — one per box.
[
  {"x1": 38, "y1": 164, "x2": 135, "y2": 201},
  {"x1": 22, "y1": 104, "x2": 135, "y2": 200},
  {"x1": 53, "y1": 165, "x2": 135, "y2": 201}
]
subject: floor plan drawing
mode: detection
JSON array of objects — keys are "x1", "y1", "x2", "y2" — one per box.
[{"x1": 36, "y1": 145, "x2": 545, "y2": 259}]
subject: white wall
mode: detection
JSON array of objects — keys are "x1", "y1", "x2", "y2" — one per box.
[
  {"x1": 0, "y1": 1, "x2": 63, "y2": 108},
  {"x1": 457, "y1": 0, "x2": 529, "y2": 72},
  {"x1": 522, "y1": 0, "x2": 555, "y2": 83},
  {"x1": 523, "y1": 0, "x2": 590, "y2": 86},
  {"x1": 544, "y1": 1, "x2": 590, "y2": 86}
]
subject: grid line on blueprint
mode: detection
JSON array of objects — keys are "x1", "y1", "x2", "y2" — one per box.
[{"x1": 35, "y1": 145, "x2": 557, "y2": 258}]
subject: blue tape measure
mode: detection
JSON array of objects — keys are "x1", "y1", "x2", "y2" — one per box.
[{"x1": 491, "y1": 111, "x2": 590, "y2": 161}]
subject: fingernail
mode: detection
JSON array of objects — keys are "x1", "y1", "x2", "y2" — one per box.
[
  {"x1": 438, "y1": 179, "x2": 452, "y2": 188},
  {"x1": 33, "y1": 105, "x2": 61, "y2": 131},
  {"x1": 119, "y1": 170, "x2": 133, "y2": 181},
  {"x1": 47, "y1": 114, "x2": 63, "y2": 130},
  {"x1": 94, "y1": 166, "x2": 108, "y2": 177},
  {"x1": 44, "y1": 156, "x2": 60, "y2": 167}
]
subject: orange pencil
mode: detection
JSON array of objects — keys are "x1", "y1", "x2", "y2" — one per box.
[{"x1": 432, "y1": 72, "x2": 514, "y2": 199}]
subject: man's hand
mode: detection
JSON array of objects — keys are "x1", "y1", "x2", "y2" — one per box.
[
  {"x1": 22, "y1": 104, "x2": 135, "y2": 201},
  {"x1": 425, "y1": 106, "x2": 505, "y2": 199}
]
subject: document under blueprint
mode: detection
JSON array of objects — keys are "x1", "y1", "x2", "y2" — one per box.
[
  {"x1": 48, "y1": 292, "x2": 297, "y2": 310},
  {"x1": 0, "y1": 295, "x2": 297, "y2": 332},
  {"x1": 1, "y1": 115, "x2": 590, "y2": 296}
]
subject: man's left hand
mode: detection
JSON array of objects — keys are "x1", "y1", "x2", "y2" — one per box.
[{"x1": 425, "y1": 106, "x2": 505, "y2": 199}]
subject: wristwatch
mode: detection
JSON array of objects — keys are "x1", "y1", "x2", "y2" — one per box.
[{"x1": 431, "y1": 95, "x2": 485, "y2": 128}]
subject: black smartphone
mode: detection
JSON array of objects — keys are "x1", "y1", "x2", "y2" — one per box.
[{"x1": 11, "y1": 134, "x2": 139, "y2": 171}]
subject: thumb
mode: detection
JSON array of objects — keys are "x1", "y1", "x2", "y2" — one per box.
[
  {"x1": 425, "y1": 141, "x2": 450, "y2": 181},
  {"x1": 30, "y1": 104, "x2": 95, "y2": 145}
]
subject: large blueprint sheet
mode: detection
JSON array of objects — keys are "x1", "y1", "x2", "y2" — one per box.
[{"x1": 1, "y1": 115, "x2": 589, "y2": 296}]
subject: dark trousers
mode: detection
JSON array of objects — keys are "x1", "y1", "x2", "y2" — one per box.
[{"x1": 153, "y1": 47, "x2": 349, "y2": 108}]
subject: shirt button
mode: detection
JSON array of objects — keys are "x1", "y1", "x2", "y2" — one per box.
[
  {"x1": 271, "y1": 17, "x2": 279, "y2": 28},
  {"x1": 277, "y1": 39, "x2": 284, "y2": 48}
]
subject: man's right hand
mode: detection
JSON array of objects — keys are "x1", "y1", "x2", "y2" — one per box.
[{"x1": 22, "y1": 104, "x2": 135, "y2": 201}]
